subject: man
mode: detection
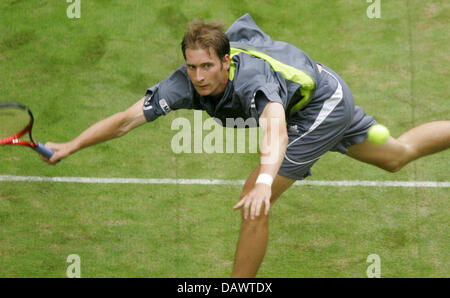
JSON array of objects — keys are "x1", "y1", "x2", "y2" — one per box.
[{"x1": 44, "y1": 14, "x2": 449, "y2": 277}]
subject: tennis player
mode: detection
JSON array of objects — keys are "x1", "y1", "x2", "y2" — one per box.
[{"x1": 44, "y1": 14, "x2": 450, "y2": 277}]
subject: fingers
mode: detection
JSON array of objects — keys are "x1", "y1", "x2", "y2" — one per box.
[
  {"x1": 264, "y1": 197, "x2": 271, "y2": 216},
  {"x1": 251, "y1": 200, "x2": 259, "y2": 219},
  {"x1": 256, "y1": 197, "x2": 271, "y2": 218},
  {"x1": 233, "y1": 198, "x2": 251, "y2": 220},
  {"x1": 41, "y1": 142, "x2": 65, "y2": 165},
  {"x1": 253, "y1": 197, "x2": 270, "y2": 220},
  {"x1": 40, "y1": 154, "x2": 57, "y2": 165},
  {"x1": 233, "y1": 193, "x2": 271, "y2": 220},
  {"x1": 233, "y1": 199, "x2": 245, "y2": 210},
  {"x1": 244, "y1": 199, "x2": 252, "y2": 220}
]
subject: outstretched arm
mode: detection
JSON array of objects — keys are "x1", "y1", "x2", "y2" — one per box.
[
  {"x1": 233, "y1": 101, "x2": 288, "y2": 219},
  {"x1": 44, "y1": 97, "x2": 147, "y2": 164}
]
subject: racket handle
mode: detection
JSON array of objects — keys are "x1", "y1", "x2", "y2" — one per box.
[{"x1": 35, "y1": 142, "x2": 54, "y2": 159}]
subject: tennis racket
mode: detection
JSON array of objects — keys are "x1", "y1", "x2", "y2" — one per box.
[{"x1": 0, "y1": 102, "x2": 54, "y2": 159}]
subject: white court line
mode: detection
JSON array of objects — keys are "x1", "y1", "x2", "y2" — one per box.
[{"x1": 0, "y1": 175, "x2": 449, "y2": 188}]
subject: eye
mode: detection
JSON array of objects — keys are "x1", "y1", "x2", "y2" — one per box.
[{"x1": 204, "y1": 63, "x2": 212, "y2": 69}]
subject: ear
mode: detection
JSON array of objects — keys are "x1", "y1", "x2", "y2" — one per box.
[{"x1": 223, "y1": 54, "x2": 231, "y2": 71}]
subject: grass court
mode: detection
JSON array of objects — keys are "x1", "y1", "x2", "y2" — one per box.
[{"x1": 0, "y1": 0, "x2": 448, "y2": 277}]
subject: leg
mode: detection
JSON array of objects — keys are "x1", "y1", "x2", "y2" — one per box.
[
  {"x1": 347, "y1": 121, "x2": 450, "y2": 172},
  {"x1": 231, "y1": 165, "x2": 295, "y2": 278},
  {"x1": 230, "y1": 64, "x2": 366, "y2": 277}
]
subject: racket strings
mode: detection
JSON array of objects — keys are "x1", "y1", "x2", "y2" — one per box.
[
  {"x1": 0, "y1": 104, "x2": 34, "y2": 147},
  {"x1": 0, "y1": 103, "x2": 53, "y2": 158}
]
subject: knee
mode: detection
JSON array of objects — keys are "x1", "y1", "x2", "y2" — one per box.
[
  {"x1": 379, "y1": 155, "x2": 408, "y2": 173},
  {"x1": 383, "y1": 162, "x2": 403, "y2": 173},
  {"x1": 381, "y1": 144, "x2": 416, "y2": 173},
  {"x1": 240, "y1": 213, "x2": 269, "y2": 231}
]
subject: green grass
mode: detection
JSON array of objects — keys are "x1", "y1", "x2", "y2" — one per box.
[{"x1": 0, "y1": 0, "x2": 449, "y2": 277}]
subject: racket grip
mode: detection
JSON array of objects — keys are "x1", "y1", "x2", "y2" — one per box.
[{"x1": 35, "y1": 142, "x2": 54, "y2": 159}]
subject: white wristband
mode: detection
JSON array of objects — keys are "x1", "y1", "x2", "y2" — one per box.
[{"x1": 255, "y1": 173, "x2": 274, "y2": 187}]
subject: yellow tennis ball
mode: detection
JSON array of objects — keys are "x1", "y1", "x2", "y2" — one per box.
[{"x1": 368, "y1": 124, "x2": 390, "y2": 145}]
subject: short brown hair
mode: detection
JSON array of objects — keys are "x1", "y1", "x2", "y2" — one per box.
[{"x1": 181, "y1": 20, "x2": 230, "y2": 61}]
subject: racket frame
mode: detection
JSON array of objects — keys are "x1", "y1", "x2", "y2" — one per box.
[{"x1": 0, "y1": 102, "x2": 54, "y2": 158}]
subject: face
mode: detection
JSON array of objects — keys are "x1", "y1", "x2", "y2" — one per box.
[{"x1": 185, "y1": 47, "x2": 230, "y2": 97}]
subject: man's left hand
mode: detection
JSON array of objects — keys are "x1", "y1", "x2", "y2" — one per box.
[{"x1": 233, "y1": 183, "x2": 272, "y2": 220}]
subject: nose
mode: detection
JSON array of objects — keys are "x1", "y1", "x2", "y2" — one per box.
[{"x1": 195, "y1": 68, "x2": 205, "y2": 82}]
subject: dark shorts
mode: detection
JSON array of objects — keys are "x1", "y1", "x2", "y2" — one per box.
[{"x1": 277, "y1": 64, "x2": 376, "y2": 180}]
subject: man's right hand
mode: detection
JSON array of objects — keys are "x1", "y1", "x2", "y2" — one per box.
[{"x1": 41, "y1": 141, "x2": 77, "y2": 165}]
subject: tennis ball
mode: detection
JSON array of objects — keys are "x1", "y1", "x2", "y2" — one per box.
[{"x1": 368, "y1": 124, "x2": 390, "y2": 145}]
